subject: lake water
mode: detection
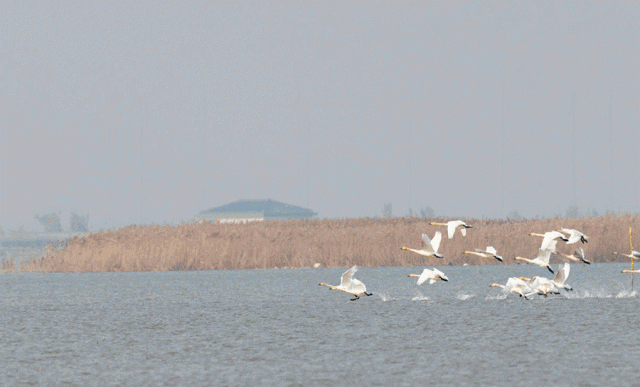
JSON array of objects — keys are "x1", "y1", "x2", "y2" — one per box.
[{"x1": 1, "y1": 262, "x2": 639, "y2": 386}]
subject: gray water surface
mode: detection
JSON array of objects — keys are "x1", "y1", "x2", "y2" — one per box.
[{"x1": 2, "y1": 263, "x2": 639, "y2": 386}]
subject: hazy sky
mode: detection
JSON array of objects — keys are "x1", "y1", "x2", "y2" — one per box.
[{"x1": 1, "y1": 1, "x2": 639, "y2": 231}]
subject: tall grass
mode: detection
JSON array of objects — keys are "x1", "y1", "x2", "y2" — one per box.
[{"x1": 20, "y1": 214, "x2": 640, "y2": 272}]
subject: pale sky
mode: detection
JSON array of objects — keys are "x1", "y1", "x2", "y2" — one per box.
[{"x1": 1, "y1": 1, "x2": 638, "y2": 231}]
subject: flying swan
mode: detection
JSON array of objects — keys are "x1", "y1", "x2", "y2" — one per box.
[
  {"x1": 429, "y1": 220, "x2": 472, "y2": 239},
  {"x1": 408, "y1": 268, "x2": 449, "y2": 285},
  {"x1": 558, "y1": 228, "x2": 589, "y2": 244},
  {"x1": 401, "y1": 231, "x2": 443, "y2": 258},
  {"x1": 490, "y1": 277, "x2": 537, "y2": 299},
  {"x1": 319, "y1": 265, "x2": 372, "y2": 301},
  {"x1": 514, "y1": 249, "x2": 555, "y2": 273},
  {"x1": 464, "y1": 246, "x2": 503, "y2": 262},
  {"x1": 613, "y1": 251, "x2": 640, "y2": 260},
  {"x1": 529, "y1": 230, "x2": 569, "y2": 253},
  {"x1": 560, "y1": 247, "x2": 590, "y2": 264}
]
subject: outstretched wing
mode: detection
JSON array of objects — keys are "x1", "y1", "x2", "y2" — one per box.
[
  {"x1": 536, "y1": 249, "x2": 552, "y2": 265},
  {"x1": 430, "y1": 231, "x2": 442, "y2": 253},
  {"x1": 433, "y1": 268, "x2": 448, "y2": 281},
  {"x1": 447, "y1": 220, "x2": 463, "y2": 239},
  {"x1": 421, "y1": 234, "x2": 436, "y2": 254},
  {"x1": 540, "y1": 236, "x2": 559, "y2": 253},
  {"x1": 416, "y1": 268, "x2": 433, "y2": 285},
  {"x1": 553, "y1": 262, "x2": 570, "y2": 284},
  {"x1": 340, "y1": 265, "x2": 357, "y2": 287},
  {"x1": 486, "y1": 246, "x2": 497, "y2": 255},
  {"x1": 348, "y1": 278, "x2": 367, "y2": 293},
  {"x1": 575, "y1": 248, "x2": 584, "y2": 259}
]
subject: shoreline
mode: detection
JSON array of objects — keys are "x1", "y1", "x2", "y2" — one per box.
[{"x1": 10, "y1": 214, "x2": 640, "y2": 273}]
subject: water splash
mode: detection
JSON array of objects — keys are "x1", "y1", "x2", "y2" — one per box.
[
  {"x1": 615, "y1": 290, "x2": 637, "y2": 298},
  {"x1": 376, "y1": 293, "x2": 395, "y2": 302},
  {"x1": 410, "y1": 291, "x2": 429, "y2": 301},
  {"x1": 562, "y1": 289, "x2": 638, "y2": 299},
  {"x1": 457, "y1": 294, "x2": 475, "y2": 301}
]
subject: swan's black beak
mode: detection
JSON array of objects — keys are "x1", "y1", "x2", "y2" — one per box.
[
  {"x1": 547, "y1": 266, "x2": 555, "y2": 274},
  {"x1": 465, "y1": 225, "x2": 473, "y2": 228},
  {"x1": 441, "y1": 278, "x2": 449, "y2": 281},
  {"x1": 561, "y1": 237, "x2": 569, "y2": 242}
]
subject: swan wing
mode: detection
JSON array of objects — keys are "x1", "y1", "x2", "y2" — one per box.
[
  {"x1": 536, "y1": 249, "x2": 552, "y2": 265},
  {"x1": 348, "y1": 278, "x2": 367, "y2": 293},
  {"x1": 447, "y1": 220, "x2": 464, "y2": 239},
  {"x1": 433, "y1": 268, "x2": 448, "y2": 281},
  {"x1": 431, "y1": 231, "x2": 442, "y2": 253},
  {"x1": 416, "y1": 268, "x2": 433, "y2": 285},
  {"x1": 505, "y1": 277, "x2": 526, "y2": 289},
  {"x1": 540, "y1": 237, "x2": 559, "y2": 253},
  {"x1": 485, "y1": 246, "x2": 497, "y2": 255},
  {"x1": 553, "y1": 262, "x2": 570, "y2": 284},
  {"x1": 575, "y1": 248, "x2": 584, "y2": 259},
  {"x1": 421, "y1": 234, "x2": 436, "y2": 254},
  {"x1": 340, "y1": 265, "x2": 357, "y2": 287}
]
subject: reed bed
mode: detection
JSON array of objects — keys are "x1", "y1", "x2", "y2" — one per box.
[{"x1": 20, "y1": 214, "x2": 640, "y2": 273}]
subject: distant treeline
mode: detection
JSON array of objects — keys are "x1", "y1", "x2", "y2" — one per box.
[{"x1": 11, "y1": 214, "x2": 640, "y2": 273}]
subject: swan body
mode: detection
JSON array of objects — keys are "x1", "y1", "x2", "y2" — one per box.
[
  {"x1": 622, "y1": 270, "x2": 640, "y2": 273},
  {"x1": 514, "y1": 249, "x2": 555, "y2": 273},
  {"x1": 408, "y1": 268, "x2": 449, "y2": 285},
  {"x1": 559, "y1": 228, "x2": 589, "y2": 244},
  {"x1": 490, "y1": 277, "x2": 537, "y2": 299},
  {"x1": 430, "y1": 220, "x2": 472, "y2": 239},
  {"x1": 464, "y1": 246, "x2": 503, "y2": 262},
  {"x1": 560, "y1": 247, "x2": 590, "y2": 264},
  {"x1": 519, "y1": 276, "x2": 560, "y2": 296},
  {"x1": 319, "y1": 265, "x2": 372, "y2": 301},
  {"x1": 530, "y1": 231, "x2": 569, "y2": 253},
  {"x1": 401, "y1": 232, "x2": 443, "y2": 258}
]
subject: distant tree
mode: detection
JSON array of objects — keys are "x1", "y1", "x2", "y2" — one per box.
[
  {"x1": 420, "y1": 206, "x2": 435, "y2": 218},
  {"x1": 565, "y1": 206, "x2": 580, "y2": 219},
  {"x1": 70, "y1": 212, "x2": 90, "y2": 233},
  {"x1": 585, "y1": 208, "x2": 599, "y2": 217},
  {"x1": 507, "y1": 209, "x2": 523, "y2": 220},
  {"x1": 383, "y1": 202, "x2": 392, "y2": 218},
  {"x1": 35, "y1": 213, "x2": 63, "y2": 233}
]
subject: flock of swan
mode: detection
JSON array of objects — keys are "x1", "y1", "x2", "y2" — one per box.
[{"x1": 319, "y1": 220, "x2": 639, "y2": 301}]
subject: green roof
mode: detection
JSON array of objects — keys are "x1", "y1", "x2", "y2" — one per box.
[{"x1": 201, "y1": 199, "x2": 317, "y2": 218}]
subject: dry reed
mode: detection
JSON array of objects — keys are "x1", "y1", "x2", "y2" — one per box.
[{"x1": 20, "y1": 214, "x2": 640, "y2": 273}]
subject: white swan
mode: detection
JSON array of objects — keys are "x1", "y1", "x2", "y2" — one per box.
[
  {"x1": 552, "y1": 262, "x2": 572, "y2": 291},
  {"x1": 319, "y1": 265, "x2": 372, "y2": 301},
  {"x1": 622, "y1": 269, "x2": 640, "y2": 273},
  {"x1": 429, "y1": 220, "x2": 472, "y2": 239},
  {"x1": 408, "y1": 268, "x2": 449, "y2": 285},
  {"x1": 490, "y1": 277, "x2": 537, "y2": 299},
  {"x1": 559, "y1": 228, "x2": 589, "y2": 244},
  {"x1": 401, "y1": 232, "x2": 443, "y2": 258},
  {"x1": 560, "y1": 247, "x2": 590, "y2": 264},
  {"x1": 529, "y1": 231, "x2": 569, "y2": 253},
  {"x1": 464, "y1": 246, "x2": 503, "y2": 262},
  {"x1": 613, "y1": 251, "x2": 640, "y2": 260},
  {"x1": 514, "y1": 249, "x2": 555, "y2": 273}
]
